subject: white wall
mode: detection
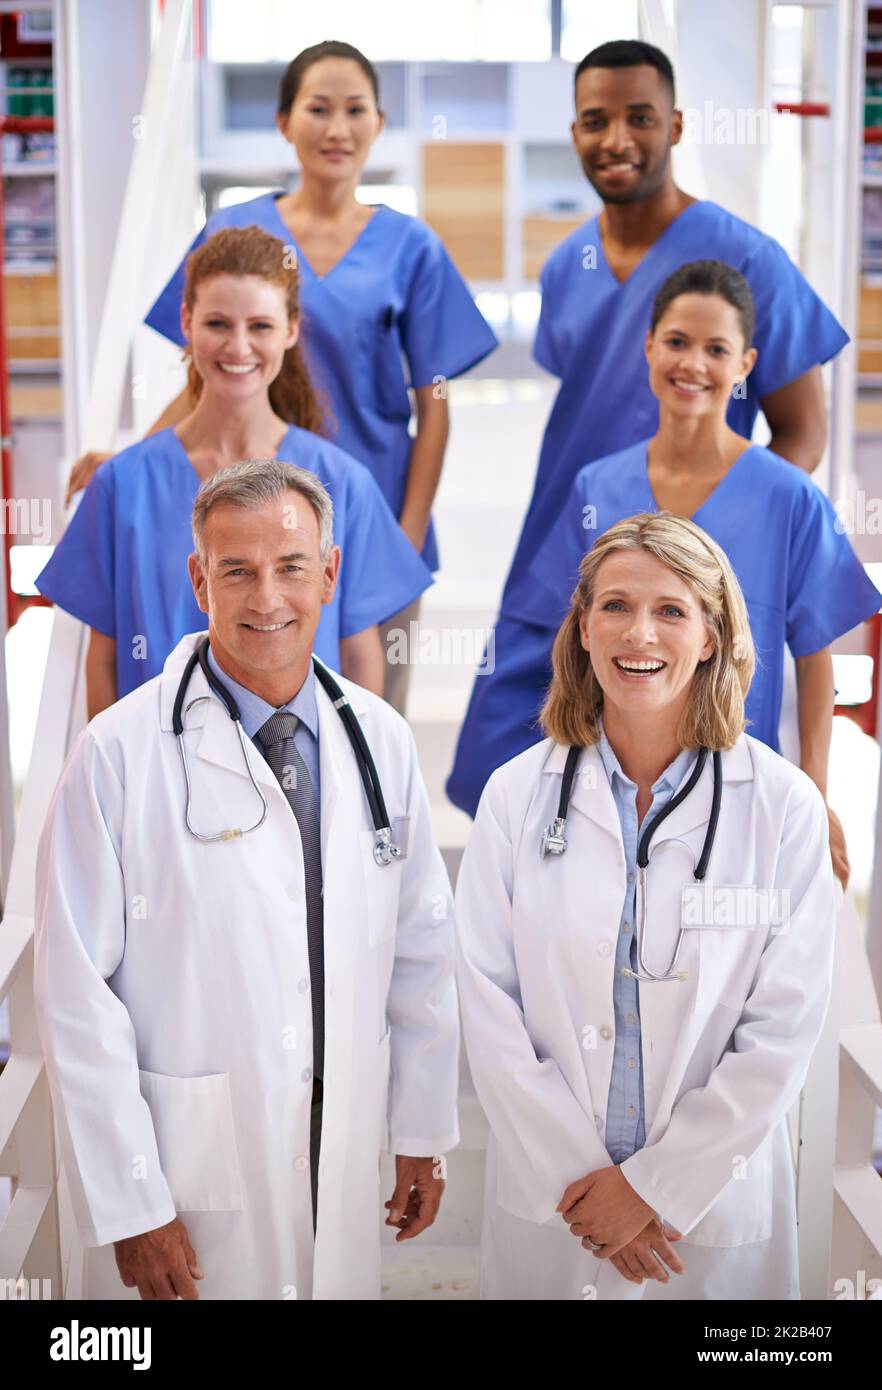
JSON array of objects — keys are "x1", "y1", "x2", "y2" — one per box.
[
  {"x1": 69, "y1": 0, "x2": 154, "y2": 377},
  {"x1": 672, "y1": 0, "x2": 765, "y2": 225}
]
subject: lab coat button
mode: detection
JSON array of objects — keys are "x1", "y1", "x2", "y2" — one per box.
[
  {"x1": 301, "y1": 1067, "x2": 312, "y2": 1083},
  {"x1": 293, "y1": 1155, "x2": 309, "y2": 1172},
  {"x1": 298, "y1": 977, "x2": 310, "y2": 993},
  {"x1": 597, "y1": 941, "x2": 612, "y2": 957},
  {"x1": 600, "y1": 1026, "x2": 612, "y2": 1040}
]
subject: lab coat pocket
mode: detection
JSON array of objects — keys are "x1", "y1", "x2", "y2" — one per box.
[
  {"x1": 360, "y1": 827, "x2": 404, "y2": 946},
  {"x1": 691, "y1": 891, "x2": 768, "y2": 1015},
  {"x1": 138, "y1": 1069, "x2": 244, "y2": 1212},
  {"x1": 679, "y1": 1133, "x2": 774, "y2": 1247}
]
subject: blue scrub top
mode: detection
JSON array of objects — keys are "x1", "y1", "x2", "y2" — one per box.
[
  {"x1": 502, "y1": 199, "x2": 850, "y2": 614},
  {"x1": 446, "y1": 441, "x2": 881, "y2": 817},
  {"x1": 36, "y1": 425, "x2": 434, "y2": 700},
  {"x1": 144, "y1": 194, "x2": 499, "y2": 571}
]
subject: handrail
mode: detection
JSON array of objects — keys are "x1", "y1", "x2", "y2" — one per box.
[
  {"x1": 83, "y1": 1, "x2": 191, "y2": 449},
  {"x1": 0, "y1": 0, "x2": 194, "y2": 1298}
]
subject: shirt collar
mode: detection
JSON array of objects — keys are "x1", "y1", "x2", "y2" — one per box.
[
  {"x1": 596, "y1": 716, "x2": 696, "y2": 799},
  {"x1": 205, "y1": 642, "x2": 319, "y2": 744}
]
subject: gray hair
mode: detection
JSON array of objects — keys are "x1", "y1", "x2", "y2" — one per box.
[{"x1": 191, "y1": 458, "x2": 334, "y2": 563}]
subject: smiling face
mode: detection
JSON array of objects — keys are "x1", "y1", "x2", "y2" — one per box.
[
  {"x1": 181, "y1": 274, "x2": 298, "y2": 405},
  {"x1": 276, "y1": 57, "x2": 383, "y2": 183},
  {"x1": 188, "y1": 492, "x2": 340, "y2": 698},
  {"x1": 572, "y1": 63, "x2": 681, "y2": 204},
  {"x1": 579, "y1": 548, "x2": 714, "y2": 732},
  {"x1": 645, "y1": 292, "x2": 757, "y2": 418}
]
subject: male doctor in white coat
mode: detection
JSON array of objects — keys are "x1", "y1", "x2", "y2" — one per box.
[{"x1": 34, "y1": 459, "x2": 460, "y2": 1301}]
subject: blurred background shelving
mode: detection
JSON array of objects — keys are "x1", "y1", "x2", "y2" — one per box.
[{"x1": 0, "y1": 5, "x2": 61, "y2": 538}]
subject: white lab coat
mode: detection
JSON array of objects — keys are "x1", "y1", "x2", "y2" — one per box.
[
  {"x1": 455, "y1": 733, "x2": 837, "y2": 1301},
  {"x1": 34, "y1": 633, "x2": 459, "y2": 1301}
]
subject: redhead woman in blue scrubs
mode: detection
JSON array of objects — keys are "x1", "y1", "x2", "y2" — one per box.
[
  {"x1": 38, "y1": 226, "x2": 432, "y2": 717},
  {"x1": 67, "y1": 40, "x2": 498, "y2": 708},
  {"x1": 447, "y1": 261, "x2": 880, "y2": 888}
]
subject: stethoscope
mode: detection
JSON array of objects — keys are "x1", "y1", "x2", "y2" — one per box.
[
  {"x1": 541, "y1": 744, "x2": 723, "y2": 982},
  {"x1": 171, "y1": 636, "x2": 402, "y2": 866}
]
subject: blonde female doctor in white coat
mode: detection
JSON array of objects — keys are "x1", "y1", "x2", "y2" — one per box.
[{"x1": 455, "y1": 512, "x2": 837, "y2": 1301}]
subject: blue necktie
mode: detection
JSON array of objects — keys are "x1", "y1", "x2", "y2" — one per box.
[{"x1": 257, "y1": 712, "x2": 324, "y2": 1083}]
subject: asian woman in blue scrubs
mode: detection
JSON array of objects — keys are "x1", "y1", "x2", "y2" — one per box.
[
  {"x1": 37, "y1": 225, "x2": 432, "y2": 717},
  {"x1": 68, "y1": 40, "x2": 498, "y2": 709},
  {"x1": 447, "y1": 261, "x2": 881, "y2": 888}
]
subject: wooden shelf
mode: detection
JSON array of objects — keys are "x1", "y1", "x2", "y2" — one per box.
[
  {"x1": 3, "y1": 162, "x2": 55, "y2": 176},
  {"x1": 9, "y1": 379, "x2": 60, "y2": 416},
  {"x1": 4, "y1": 260, "x2": 54, "y2": 274},
  {"x1": 423, "y1": 142, "x2": 505, "y2": 281}
]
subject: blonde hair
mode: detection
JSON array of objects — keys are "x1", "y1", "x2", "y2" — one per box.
[{"x1": 539, "y1": 512, "x2": 755, "y2": 750}]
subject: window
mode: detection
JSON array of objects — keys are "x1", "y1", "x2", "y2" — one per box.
[
  {"x1": 207, "y1": 0, "x2": 550, "y2": 62},
  {"x1": 560, "y1": 0, "x2": 639, "y2": 64}
]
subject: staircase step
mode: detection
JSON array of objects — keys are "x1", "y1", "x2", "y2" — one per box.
[{"x1": 380, "y1": 1242, "x2": 480, "y2": 1299}]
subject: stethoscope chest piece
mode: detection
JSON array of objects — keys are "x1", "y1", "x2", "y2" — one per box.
[
  {"x1": 541, "y1": 745, "x2": 581, "y2": 858},
  {"x1": 373, "y1": 827, "x2": 402, "y2": 867},
  {"x1": 540, "y1": 818, "x2": 567, "y2": 857}
]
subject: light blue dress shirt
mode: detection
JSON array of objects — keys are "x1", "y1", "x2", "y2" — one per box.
[
  {"x1": 595, "y1": 720, "x2": 696, "y2": 1164},
  {"x1": 206, "y1": 644, "x2": 321, "y2": 806}
]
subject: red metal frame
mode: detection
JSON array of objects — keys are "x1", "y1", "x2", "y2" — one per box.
[
  {"x1": 833, "y1": 613, "x2": 882, "y2": 740},
  {"x1": 773, "y1": 101, "x2": 831, "y2": 117},
  {"x1": 0, "y1": 114, "x2": 54, "y2": 629}
]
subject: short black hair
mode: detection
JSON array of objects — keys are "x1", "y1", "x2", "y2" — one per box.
[{"x1": 574, "y1": 40, "x2": 676, "y2": 104}]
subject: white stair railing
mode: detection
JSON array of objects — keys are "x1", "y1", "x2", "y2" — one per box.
[{"x1": 831, "y1": 890, "x2": 882, "y2": 1292}]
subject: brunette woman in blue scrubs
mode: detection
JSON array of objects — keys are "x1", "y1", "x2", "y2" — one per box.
[
  {"x1": 67, "y1": 40, "x2": 498, "y2": 710},
  {"x1": 447, "y1": 261, "x2": 880, "y2": 888}
]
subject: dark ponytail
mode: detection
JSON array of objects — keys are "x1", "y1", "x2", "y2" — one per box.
[
  {"x1": 277, "y1": 40, "x2": 381, "y2": 117},
  {"x1": 650, "y1": 259, "x2": 756, "y2": 347}
]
